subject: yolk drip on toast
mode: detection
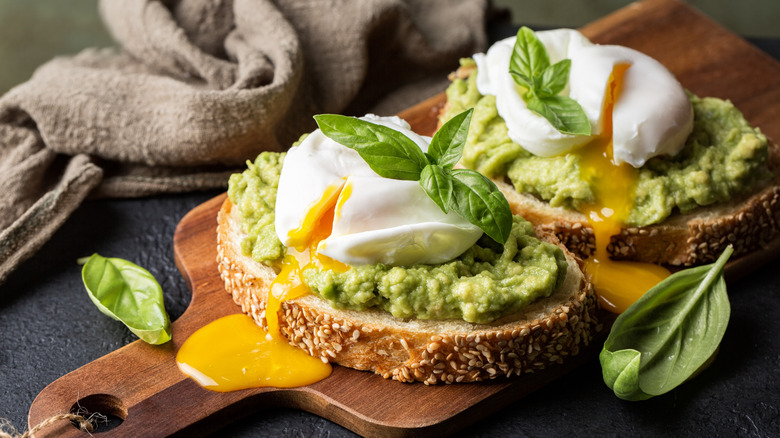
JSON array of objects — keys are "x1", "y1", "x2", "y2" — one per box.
[
  {"x1": 267, "y1": 180, "x2": 350, "y2": 338},
  {"x1": 577, "y1": 64, "x2": 670, "y2": 313},
  {"x1": 176, "y1": 183, "x2": 352, "y2": 392}
]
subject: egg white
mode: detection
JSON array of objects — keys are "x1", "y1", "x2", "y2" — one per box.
[
  {"x1": 275, "y1": 115, "x2": 483, "y2": 267},
  {"x1": 568, "y1": 45, "x2": 693, "y2": 167},
  {"x1": 474, "y1": 29, "x2": 596, "y2": 157}
]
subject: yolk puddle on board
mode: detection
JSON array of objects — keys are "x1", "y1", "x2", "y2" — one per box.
[
  {"x1": 177, "y1": 181, "x2": 353, "y2": 391},
  {"x1": 176, "y1": 314, "x2": 331, "y2": 392},
  {"x1": 577, "y1": 64, "x2": 671, "y2": 314}
]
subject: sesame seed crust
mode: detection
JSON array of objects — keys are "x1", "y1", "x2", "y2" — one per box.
[{"x1": 217, "y1": 198, "x2": 600, "y2": 384}]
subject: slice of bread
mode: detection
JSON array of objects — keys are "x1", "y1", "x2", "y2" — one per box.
[
  {"x1": 442, "y1": 65, "x2": 780, "y2": 266},
  {"x1": 217, "y1": 197, "x2": 600, "y2": 384}
]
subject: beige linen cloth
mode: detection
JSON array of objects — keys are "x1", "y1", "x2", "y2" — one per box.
[{"x1": 0, "y1": 0, "x2": 489, "y2": 284}]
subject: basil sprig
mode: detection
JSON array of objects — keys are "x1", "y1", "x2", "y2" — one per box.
[
  {"x1": 599, "y1": 245, "x2": 733, "y2": 401},
  {"x1": 79, "y1": 253, "x2": 172, "y2": 345},
  {"x1": 313, "y1": 110, "x2": 513, "y2": 244},
  {"x1": 509, "y1": 27, "x2": 591, "y2": 135}
]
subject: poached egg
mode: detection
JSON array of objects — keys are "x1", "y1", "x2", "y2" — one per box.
[
  {"x1": 475, "y1": 28, "x2": 691, "y2": 312},
  {"x1": 474, "y1": 28, "x2": 693, "y2": 167},
  {"x1": 274, "y1": 114, "x2": 483, "y2": 267}
]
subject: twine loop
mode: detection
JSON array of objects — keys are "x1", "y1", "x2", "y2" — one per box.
[{"x1": 0, "y1": 410, "x2": 104, "y2": 438}]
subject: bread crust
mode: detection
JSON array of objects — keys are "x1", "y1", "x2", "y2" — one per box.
[
  {"x1": 442, "y1": 65, "x2": 780, "y2": 266},
  {"x1": 217, "y1": 198, "x2": 600, "y2": 384},
  {"x1": 496, "y1": 175, "x2": 780, "y2": 266}
]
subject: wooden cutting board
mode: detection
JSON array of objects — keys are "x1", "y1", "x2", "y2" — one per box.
[{"x1": 28, "y1": 0, "x2": 780, "y2": 436}]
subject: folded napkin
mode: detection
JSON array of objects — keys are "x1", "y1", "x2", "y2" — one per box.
[{"x1": 0, "y1": 0, "x2": 488, "y2": 284}]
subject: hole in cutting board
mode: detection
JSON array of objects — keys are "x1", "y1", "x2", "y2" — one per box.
[{"x1": 70, "y1": 394, "x2": 126, "y2": 433}]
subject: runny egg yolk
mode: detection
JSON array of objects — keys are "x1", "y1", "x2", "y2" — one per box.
[
  {"x1": 577, "y1": 63, "x2": 671, "y2": 313},
  {"x1": 176, "y1": 314, "x2": 331, "y2": 392},
  {"x1": 177, "y1": 182, "x2": 353, "y2": 392},
  {"x1": 267, "y1": 180, "x2": 351, "y2": 338}
]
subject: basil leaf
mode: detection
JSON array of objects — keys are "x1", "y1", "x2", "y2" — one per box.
[
  {"x1": 428, "y1": 108, "x2": 473, "y2": 169},
  {"x1": 538, "y1": 59, "x2": 571, "y2": 97},
  {"x1": 449, "y1": 169, "x2": 513, "y2": 244},
  {"x1": 600, "y1": 349, "x2": 650, "y2": 401},
  {"x1": 420, "y1": 164, "x2": 452, "y2": 213},
  {"x1": 526, "y1": 94, "x2": 592, "y2": 136},
  {"x1": 509, "y1": 27, "x2": 591, "y2": 136},
  {"x1": 599, "y1": 245, "x2": 733, "y2": 401},
  {"x1": 510, "y1": 26, "x2": 549, "y2": 88},
  {"x1": 80, "y1": 253, "x2": 172, "y2": 345},
  {"x1": 312, "y1": 110, "x2": 513, "y2": 242},
  {"x1": 508, "y1": 71, "x2": 533, "y2": 91},
  {"x1": 314, "y1": 114, "x2": 428, "y2": 181}
]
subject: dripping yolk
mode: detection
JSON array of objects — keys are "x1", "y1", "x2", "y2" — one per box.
[
  {"x1": 286, "y1": 181, "x2": 345, "y2": 252},
  {"x1": 176, "y1": 182, "x2": 355, "y2": 392},
  {"x1": 266, "y1": 180, "x2": 351, "y2": 338},
  {"x1": 578, "y1": 63, "x2": 671, "y2": 313}
]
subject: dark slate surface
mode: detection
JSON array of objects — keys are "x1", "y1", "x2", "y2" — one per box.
[{"x1": 1, "y1": 32, "x2": 779, "y2": 438}]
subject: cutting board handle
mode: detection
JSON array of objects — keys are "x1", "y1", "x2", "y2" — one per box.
[
  {"x1": 26, "y1": 339, "x2": 260, "y2": 436},
  {"x1": 26, "y1": 195, "x2": 313, "y2": 437}
]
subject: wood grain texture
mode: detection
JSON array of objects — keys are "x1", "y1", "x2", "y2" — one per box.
[{"x1": 27, "y1": 0, "x2": 780, "y2": 436}]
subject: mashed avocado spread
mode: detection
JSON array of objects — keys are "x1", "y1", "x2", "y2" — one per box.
[
  {"x1": 228, "y1": 152, "x2": 567, "y2": 324},
  {"x1": 442, "y1": 59, "x2": 771, "y2": 227}
]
